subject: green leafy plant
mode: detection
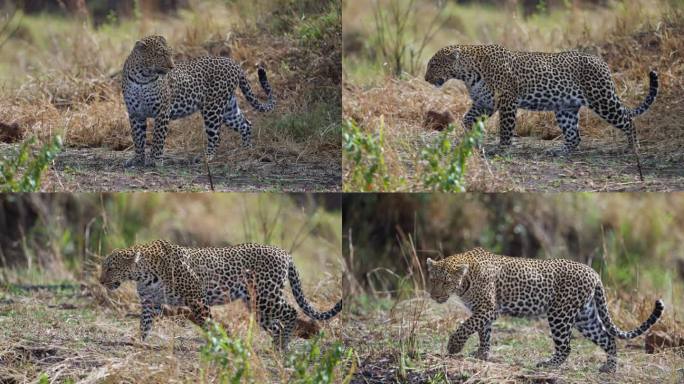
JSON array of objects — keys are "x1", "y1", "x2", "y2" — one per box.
[
  {"x1": 286, "y1": 333, "x2": 355, "y2": 384},
  {"x1": 420, "y1": 119, "x2": 485, "y2": 192},
  {"x1": 200, "y1": 319, "x2": 255, "y2": 384},
  {"x1": 200, "y1": 319, "x2": 354, "y2": 384},
  {"x1": 0, "y1": 135, "x2": 62, "y2": 192},
  {"x1": 296, "y1": 5, "x2": 339, "y2": 47},
  {"x1": 343, "y1": 118, "x2": 393, "y2": 191}
]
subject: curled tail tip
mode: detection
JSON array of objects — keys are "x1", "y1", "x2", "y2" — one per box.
[
  {"x1": 648, "y1": 70, "x2": 658, "y2": 86},
  {"x1": 257, "y1": 66, "x2": 268, "y2": 81},
  {"x1": 655, "y1": 299, "x2": 665, "y2": 314}
]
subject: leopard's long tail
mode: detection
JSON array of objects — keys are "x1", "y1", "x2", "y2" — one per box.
[
  {"x1": 593, "y1": 283, "x2": 664, "y2": 339},
  {"x1": 288, "y1": 260, "x2": 342, "y2": 321},
  {"x1": 238, "y1": 66, "x2": 276, "y2": 112},
  {"x1": 630, "y1": 70, "x2": 658, "y2": 117}
]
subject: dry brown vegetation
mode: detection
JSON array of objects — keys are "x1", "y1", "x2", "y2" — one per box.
[
  {"x1": 0, "y1": 0, "x2": 341, "y2": 191},
  {"x1": 342, "y1": 193, "x2": 684, "y2": 383},
  {"x1": 0, "y1": 194, "x2": 346, "y2": 383},
  {"x1": 342, "y1": 0, "x2": 684, "y2": 192}
]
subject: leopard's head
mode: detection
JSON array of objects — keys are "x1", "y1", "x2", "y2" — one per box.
[
  {"x1": 426, "y1": 257, "x2": 469, "y2": 303},
  {"x1": 99, "y1": 247, "x2": 140, "y2": 290},
  {"x1": 130, "y1": 35, "x2": 175, "y2": 76},
  {"x1": 425, "y1": 46, "x2": 471, "y2": 87}
]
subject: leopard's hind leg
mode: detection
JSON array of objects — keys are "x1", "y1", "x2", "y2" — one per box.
[
  {"x1": 223, "y1": 96, "x2": 252, "y2": 147},
  {"x1": 202, "y1": 104, "x2": 224, "y2": 161},
  {"x1": 574, "y1": 300, "x2": 618, "y2": 373},
  {"x1": 588, "y1": 90, "x2": 636, "y2": 151}
]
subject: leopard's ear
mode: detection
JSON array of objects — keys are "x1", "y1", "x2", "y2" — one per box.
[
  {"x1": 134, "y1": 40, "x2": 146, "y2": 50},
  {"x1": 451, "y1": 47, "x2": 460, "y2": 61},
  {"x1": 454, "y1": 264, "x2": 469, "y2": 275},
  {"x1": 134, "y1": 251, "x2": 141, "y2": 264},
  {"x1": 426, "y1": 258, "x2": 435, "y2": 271}
]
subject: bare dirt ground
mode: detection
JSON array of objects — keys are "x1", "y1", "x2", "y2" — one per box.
[
  {"x1": 343, "y1": 295, "x2": 684, "y2": 384},
  {"x1": 0, "y1": 143, "x2": 340, "y2": 192}
]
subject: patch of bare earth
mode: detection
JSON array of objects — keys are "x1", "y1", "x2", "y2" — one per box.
[{"x1": 0, "y1": 143, "x2": 340, "y2": 192}]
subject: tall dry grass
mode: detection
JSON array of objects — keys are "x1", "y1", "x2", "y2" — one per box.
[{"x1": 342, "y1": 0, "x2": 684, "y2": 191}]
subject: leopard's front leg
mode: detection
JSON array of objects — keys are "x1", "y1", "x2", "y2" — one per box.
[
  {"x1": 125, "y1": 116, "x2": 147, "y2": 167},
  {"x1": 140, "y1": 297, "x2": 162, "y2": 341},
  {"x1": 148, "y1": 112, "x2": 171, "y2": 167},
  {"x1": 447, "y1": 310, "x2": 496, "y2": 358},
  {"x1": 462, "y1": 103, "x2": 493, "y2": 131},
  {"x1": 494, "y1": 93, "x2": 517, "y2": 149}
]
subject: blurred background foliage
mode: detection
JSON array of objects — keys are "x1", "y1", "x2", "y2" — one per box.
[
  {"x1": 343, "y1": 0, "x2": 682, "y2": 82},
  {"x1": 0, "y1": 193, "x2": 342, "y2": 284},
  {"x1": 342, "y1": 193, "x2": 684, "y2": 299}
]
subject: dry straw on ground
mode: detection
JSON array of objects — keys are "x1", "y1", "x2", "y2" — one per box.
[{"x1": 342, "y1": 1, "x2": 684, "y2": 192}]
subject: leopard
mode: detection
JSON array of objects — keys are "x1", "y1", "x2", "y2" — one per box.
[
  {"x1": 121, "y1": 35, "x2": 275, "y2": 167},
  {"x1": 99, "y1": 240, "x2": 341, "y2": 350},
  {"x1": 426, "y1": 247, "x2": 664, "y2": 373},
  {"x1": 424, "y1": 44, "x2": 658, "y2": 155}
]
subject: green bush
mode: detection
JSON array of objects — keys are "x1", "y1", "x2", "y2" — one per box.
[
  {"x1": 420, "y1": 120, "x2": 484, "y2": 192},
  {"x1": 200, "y1": 320, "x2": 255, "y2": 384},
  {"x1": 0, "y1": 135, "x2": 62, "y2": 192},
  {"x1": 296, "y1": 5, "x2": 340, "y2": 47},
  {"x1": 270, "y1": 102, "x2": 341, "y2": 142},
  {"x1": 201, "y1": 319, "x2": 354, "y2": 384},
  {"x1": 342, "y1": 118, "x2": 393, "y2": 191},
  {"x1": 286, "y1": 333, "x2": 354, "y2": 384}
]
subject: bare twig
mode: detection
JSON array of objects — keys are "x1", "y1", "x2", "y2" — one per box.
[
  {"x1": 204, "y1": 155, "x2": 214, "y2": 191},
  {"x1": 632, "y1": 124, "x2": 644, "y2": 182}
]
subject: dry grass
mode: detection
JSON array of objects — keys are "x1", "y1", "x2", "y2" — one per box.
[
  {"x1": 0, "y1": 0, "x2": 341, "y2": 191},
  {"x1": 342, "y1": 0, "x2": 684, "y2": 192},
  {"x1": 344, "y1": 293, "x2": 683, "y2": 384},
  {"x1": 0, "y1": 271, "x2": 343, "y2": 383},
  {"x1": 0, "y1": 193, "x2": 346, "y2": 382},
  {"x1": 342, "y1": 243, "x2": 684, "y2": 383}
]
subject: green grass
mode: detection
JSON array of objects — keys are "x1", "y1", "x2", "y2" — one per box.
[{"x1": 268, "y1": 102, "x2": 341, "y2": 142}]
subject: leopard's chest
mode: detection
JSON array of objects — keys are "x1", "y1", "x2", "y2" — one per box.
[
  {"x1": 136, "y1": 274, "x2": 185, "y2": 306},
  {"x1": 123, "y1": 80, "x2": 166, "y2": 119}
]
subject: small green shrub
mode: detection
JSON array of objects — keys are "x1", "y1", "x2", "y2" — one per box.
[
  {"x1": 0, "y1": 135, "x2": 62, "y2": 192},
  {"x1": 342, "y1": 118, "x2": 393, "y2": 191},
  {"x1": 296, "y1": 6, "x2": 339, "y2": 47},
  {"x1": 201, "y1": 320, "x2": 354, "y2": 384},
  {"x1": 270, "y1": 102, "x2": 340, "y2": 142},
  {"x1": 200, "y1": 320, "x2": 255, "y2": 384},
  {"x1": 420, "y1": 119, "x2": 484, "y2": 192},
  {"x1": 286, "y1": 333, "x2": 355, "y2": 384}
]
